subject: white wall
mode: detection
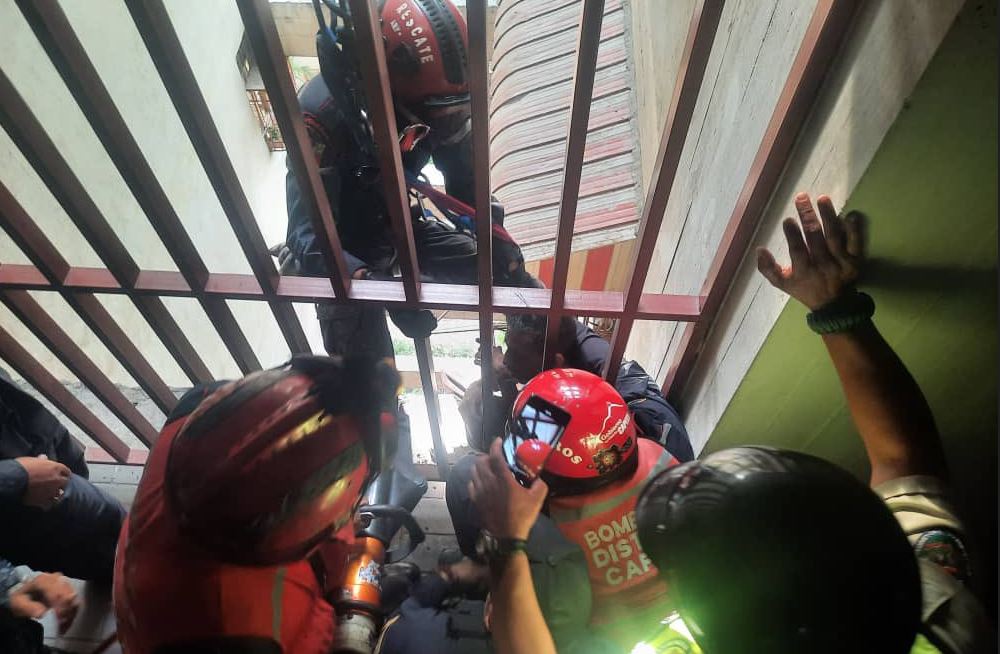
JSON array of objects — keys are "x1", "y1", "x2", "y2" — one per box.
[
  {"x1": 0, "y1": 0, "x2": 317, "y2": 407},
  {"x1": 624, "y1": 0, "x2": 965, "y2": 452}
]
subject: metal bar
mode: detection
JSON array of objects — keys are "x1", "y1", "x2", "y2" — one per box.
[
  {"x1": 0, "y1": 325, "x2": 131, "y2": 463},
  {"x1": 413, "y1": 336, "x2": 449, "y2": 480},
  {"x1": 467, "y1": 0, "x2": 496, "y2": 442},
  {"x1": 662, "y1": 0, "x2": 860, "y2": 400},
  {"x1": 16, "y1": 0, "x2": 209, "y2": 289},
  {"x1": 0, "y1": 184, "x2": 69, "y2": 284},
  {"x1": 346, "y1": 0, "x2": 422, "y2": 301},
  {"x1": 63, "y1": 294, "x2": 177, "y2": 414},
  {"x1": 237, "y1": 0, "x2": 351, "y2": 301},
  {"x1": 0, "y1": 69, "x2": 213, "y2": 385},
  {"x1": 542, "y1": 0, "x2": 606, "y2": 367},
  {"x1": 0, "y1": 68, "x2": 138, "y2": 285},
  {"x1": 0, "y1": 184, "x2": 177, "y2": 413},
  {"x1": 0, "y1": 290, "x2": 158, "y2": 447},
  {"x1": 18, "y1": 0, "x2": 271, "y2": 372},
  {"x1": 131, "y1": 295, "x2": 214, "y2": 384},
  {"x1": 84, "y1": 447, "x2": 149, "y2": 466},
  {"x1": 0, "y1": 264, "x2": 703, "y2": 320},
  {"x1": 601, "y1": 0, "x2": 724, "y2": 382},
  {"x1": 124, "y1": 0, "x2": 308, "y2": 364}
]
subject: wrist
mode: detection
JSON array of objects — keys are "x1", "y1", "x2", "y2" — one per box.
[
  {"x1": 807, "y1": 290, "x2": 875, "y2": 334},
  {"x1": 476, "y1": 530, "x2": 528, "y2": 565}
]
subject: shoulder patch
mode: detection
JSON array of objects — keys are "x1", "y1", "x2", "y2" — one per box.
[{"x1": 913, "y1": 528, "x2": 970, "y2": 583}]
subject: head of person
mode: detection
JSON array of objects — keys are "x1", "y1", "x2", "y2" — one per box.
[
  {"x1": 165, "y1": 355, "x2": 401, "y2": 566},
  {"x1": 635, "y1": 447, "x2": 922, "y2": 654},
  {"x1": 503, "y1": 314, "x2": 578, "y2": 384},
  {"x1": 501, "y1": 368, "x2": 638, "y2": 497},
  {"x1": 316, "y1": 0, "x2": 471, "y2": 146}
]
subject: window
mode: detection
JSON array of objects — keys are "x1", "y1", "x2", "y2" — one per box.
[
  {"x1": 237, "y1": 32, "x2": 284, "y2": 152},
  {"x1": 247, "y1": 88, "x2": 285, "y2": 152}
]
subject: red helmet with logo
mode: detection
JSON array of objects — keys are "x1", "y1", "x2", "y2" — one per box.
[
  {"x1": 165, "y1": 356, "x2": 401, "y2": 566},
  {"x1": 502, "y1": 369, "x2": 638, "y2": 496},
  {"x1": 380, "y1": 0, "x2": 469, "y2": 106}
]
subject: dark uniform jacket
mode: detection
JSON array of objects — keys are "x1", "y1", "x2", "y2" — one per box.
[
  {"x1": 566, "y1": 323, "x2": 695, "y2": 462},
  {"x1": 285, "y1": 75, "x2": 474, "y2": 278}
]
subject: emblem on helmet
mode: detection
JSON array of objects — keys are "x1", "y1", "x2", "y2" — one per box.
[{"x1": 590, "y1": 437, "x2": 634, "y2": 474}]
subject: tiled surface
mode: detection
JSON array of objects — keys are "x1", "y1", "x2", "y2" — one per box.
[{"x1": 38, "y1": 478, "x2": 456, "y2": 652}]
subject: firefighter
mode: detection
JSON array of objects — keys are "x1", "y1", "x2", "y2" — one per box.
[
  {"x1": 467, "y1": 194, "x2": 997, "y2": 654},
  {"x1": 285, "y1": 0, "x2": 538, "y2": 358},
  {"x1": 448, "y1": 368, "x2": 678, "y2": 646},
  {"x1": 113, "y1": 356, "x2": 400, "y2": 653}
]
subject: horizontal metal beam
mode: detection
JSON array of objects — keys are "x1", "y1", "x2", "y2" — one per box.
[
  {"x1": 601, "y1": 0, "x2": 723, "y2": 382},
  {"x1": 663, "y1": 0, "x2": 860, "y2": 400},
  {"x1": 0, "y1": 290, "x2": 159, "y2": 447},
  {"x1": 0, "y1": 324, "x2": 131, "y2": 462},
  {"x1": 0, "y1": 264, "x2": 703, "y2": 320}
]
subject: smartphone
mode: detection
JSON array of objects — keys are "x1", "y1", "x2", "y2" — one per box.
[{"x1": 503, "y1": 394, "x2": 572, "y2": 487}]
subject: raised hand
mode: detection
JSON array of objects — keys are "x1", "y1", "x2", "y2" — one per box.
[{"x1": 756, "y1": 193, "x2": 863, "y2": 310}]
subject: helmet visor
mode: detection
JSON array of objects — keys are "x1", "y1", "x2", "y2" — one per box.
[{"x1": 502, "y1": 394, "x2": 571, "y2": 483}]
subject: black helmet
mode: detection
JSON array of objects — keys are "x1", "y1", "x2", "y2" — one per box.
[{"x1": 635, "y1": 447, "x2": 921, "y2": 654}]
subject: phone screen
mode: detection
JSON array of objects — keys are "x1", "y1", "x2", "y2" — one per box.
[{"x1": 503, "y1": 395, "x2": 572, "y2": 486}]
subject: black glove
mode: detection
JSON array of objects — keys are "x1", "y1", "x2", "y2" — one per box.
[{"x1": 388, "y1": 308, "x2": 438, "y2": 339}]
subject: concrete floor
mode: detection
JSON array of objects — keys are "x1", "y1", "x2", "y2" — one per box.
[{"x1": 40, "y1": 467, "x2": 458, "y2": 652}]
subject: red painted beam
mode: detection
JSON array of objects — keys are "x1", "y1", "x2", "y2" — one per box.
[
  {"x1": 0, "y1": 324, "x2": 131, "y2": 463},
  {"x1": 602, "y1": 0, "x2": 724, "y2": 382},
  {"x1": 544, "y1": 0, "x2": 606, "y2": 366},
  {"x1": 0, "y1": 264, "x2": 702, "y2": 320},
  {"x1": 85, "y1": 447, "x2": 148, "y2": 466},
  {"x1": 347, "y1": 0, "x2": 422, "y2": 302},
  {"x1": 0, "y1": 290, "x2": 159, "y2": 447},
  {"x1": 662, "y1": 0, "x2": 861, "y2": 400},
  {"x1": 0, "y1": 263, "x2": 701, "y2": 319}
]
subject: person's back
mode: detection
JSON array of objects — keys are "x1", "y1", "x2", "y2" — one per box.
[
  {"x1": 115, "y1": 357, "x2": 399, "y2": 654},
  {"x1": 547, "y1": 438, "x2": 675, "y2": 643},
  {"x1": 115, "y1": 385, "x2": 340, "y2": 653},
  {"x1": 500, "y1": 369, "x2": 679, "y2": 645}
]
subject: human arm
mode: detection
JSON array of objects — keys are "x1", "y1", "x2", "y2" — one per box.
[
  {"x1": 0, "y1": 456, "x2": 70, "y2": 510},
  {"x1": 756, "y1": 193, "x2": 947, "y2": 487},
  {"x1": 468, "y1": 439, "x2": 556, "y2": 654},
  {"x1": 285, "y1": 166, "x2": 371, "y2": 279}
]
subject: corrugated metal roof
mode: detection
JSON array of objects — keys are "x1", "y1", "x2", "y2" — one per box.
[{"x1": 490, "y1": 0, "x2": 640, "y2": 261}]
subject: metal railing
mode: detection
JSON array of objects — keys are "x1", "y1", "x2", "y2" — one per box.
[{"x1": 0, "y1": 0, "x2": 858, "y2": 477}]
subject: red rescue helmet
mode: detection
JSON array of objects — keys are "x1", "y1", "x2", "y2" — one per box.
[
  {"x1": 166, "y1": 356, "x2": 401, "y2": 566},
  {"x1": 380, "y1": 0, "x2": 470, "y2": 107},
  {"x1": 502, "y1": 369, "x2": 638, "y2": 496}
]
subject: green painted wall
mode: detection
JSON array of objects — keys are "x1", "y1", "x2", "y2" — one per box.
[{"x1": 705, "y1": 1, "x2": 997, "y2": 608}]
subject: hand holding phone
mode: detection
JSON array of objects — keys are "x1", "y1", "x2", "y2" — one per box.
[{"x1": 502, "y1": 395, "x2": 572, "y2": 487}]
